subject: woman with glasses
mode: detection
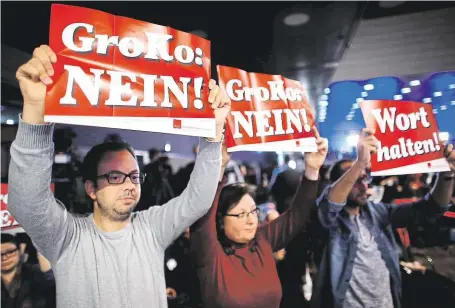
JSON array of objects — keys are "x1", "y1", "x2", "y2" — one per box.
[{"x1": 190, "y1": 128, "x2": 328, "y2": 308}]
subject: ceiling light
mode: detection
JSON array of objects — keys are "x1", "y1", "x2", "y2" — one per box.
[
  {"x1": 401, "y1": 88, "x2": 411, "y2": 94},
  {"x1": 6, "y1": 119, "x2": 14, "y2": 125},
  {"x1": 364, "y1": 84, "x2": 374, "y2": 91},
  {"x1": 433, "y1": 91, "x2": 442, "y2": 97},
  {"x1": 283, "y1": 13, "x2": 310, "y2": 26},
  {"x1": 288, "y1": 160, "x2": 297, "y2": 169},
  {"x1": 379, "y1": 1, "x2": 405, "y2": 9}
]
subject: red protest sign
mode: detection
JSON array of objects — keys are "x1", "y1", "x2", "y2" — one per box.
[
  {"x1": 217, "y1": 65, "x2": 317, "y2": 152},
  {"x1": 1, "y1": 184, "x2": 20, "y2": 231},
  {"x1": 45, "y1": 4, "x2": 215, "y2": 138},
  {"x1": 1, "y1": 184, "x2": 56, "y2": 232},
  {"x1": 360, "y1": 100, "x2": 450, "y2": 176}
]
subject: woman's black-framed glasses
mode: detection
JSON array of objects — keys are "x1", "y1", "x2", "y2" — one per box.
[
  {"x1": 225, "y1": 208, "x2": 260, "y2": 220},
  {"x1": 1, "y1": 248, "x2": 18, "y2": 259},
  {"x1": 96, "y1": 171, "x2": 145, "y2": 185}
]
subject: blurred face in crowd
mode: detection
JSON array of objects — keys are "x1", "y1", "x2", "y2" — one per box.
[
  {"x1": 224, "y1": 194, "x2": 259, "y2": 244},
  {"x1": 86, "y1": 150, "x2": 141, "y2": 222},
  {"x1": 1, "y1": 242, "x2": 20, "y2": 274},
  {"x1": 240, "y1": 165, "x2": 248, "y2": 176},
  {"x1": 341, "y1": 161, "x2": 370, "y2": 207},
  {"x1": 184, "y1": 228, "x2": 190, "y2": 239},
  {"x1": 193, "y1": 144, "x2": 199, "y2": 156}
]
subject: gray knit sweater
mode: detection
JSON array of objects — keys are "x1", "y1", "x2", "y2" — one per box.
[{"x1": 8, "y1": 117, "x2": 221, "y2": 308}]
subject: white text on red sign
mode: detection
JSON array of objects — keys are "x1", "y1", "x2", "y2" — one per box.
[{"x1": 58, "y1": 23, "x2": 207, "y2": 109}]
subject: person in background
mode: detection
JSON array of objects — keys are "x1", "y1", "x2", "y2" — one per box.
[
  {"x1": 224, "y1": 159, "x2": 245, "y2": 185},
  {"x1": 103, "y1": 133, "x2": 125, "y2": 144},
  {"x1": 165, "y1": 228, "x2": 201, "y2": 308},
  {"x1": 190, "y1": 128, "x2": 328, "y2": 308},
  {"x1": 312, "y1": 129, "x2": 455, "y2": 308},
  {"x1": 8, "y1": 44, "x2": 230, "y2": 308},
  {"x1": 270, "y1": 167, "x2": 317, "y2": 308},
  {"x1": 171, "y1": 144, "x2": 200, "y2": 196},
  {"x1": 402, "y1": 183, "x2": 455, "y2": 308},
  {"x1": 268, "y1": 155, "x2": 291, "y2": 190},
  {"x1": 271, "y1": 167, "x2": 302, "y2": 214},
  {"x1": 137, "y1": 147, "x2": 164, "y2": 210},
  {"x1": 1, "y1": 233, "x2": 55, "y2": 308},
  {"x1": 256, "y1": 186, "x2": 286, "y2": 262},
  {"x1": 138, "y1": 153, "x2": 175, "y2": 209}
]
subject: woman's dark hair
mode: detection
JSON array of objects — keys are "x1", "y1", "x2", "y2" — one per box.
[
  {"x1": 1, "y1": 233, "x2": 19, "y2": 247},
  {"x1": 81, "y1": 141, "x2": 136, "y2": 183},
  {"x1": 216, "y1": 183, "x2": 258, "y2": 254}
]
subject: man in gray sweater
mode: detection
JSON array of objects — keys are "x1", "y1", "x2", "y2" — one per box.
[{"x1": 8, "y1": 45, "x2": 231, "y2": 307}]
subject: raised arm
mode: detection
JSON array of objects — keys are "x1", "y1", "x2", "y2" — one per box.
[
  {"x1": 148, "y1": 81, "x2": 231, "y2": 249},
  {"x1": 385, "y1": 145, "x2": 455, "y2": 228},
  {"x1": 430, "y1": 144, "x2": 455, "y2": 206},
  {"x1": 259, "y1": 128, "x2": 328, "y2": 251},
  {"x1": 189, "y1": 142, "x2": 230, "y2": 264},
  {"x1": 318, "y1": 128, "x2": 378, "y2": 227},
  {"x1": 8, "y1": 45, "x2": 75, "y2": 265},
  {"x1": 327, "y1": 129, "x2": 377, "y2": 204}
]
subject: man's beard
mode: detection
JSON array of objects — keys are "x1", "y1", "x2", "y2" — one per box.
[
  {"x1": 345, "y1": 197, "x2": 366, "y2": 208},
  {"x1": 345, "y1": 200, "x2": 360, "y2": 209},
  {"x1": 96, "y1": 201, "x2": 136, "y2": 222},
  {"x1": 112, "y1": 203, "x2": 136, "y2": 221}
]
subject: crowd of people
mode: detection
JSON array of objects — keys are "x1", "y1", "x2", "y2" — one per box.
[{"x1": 2, "y1": 45, "x2": 455, "y2": 308}]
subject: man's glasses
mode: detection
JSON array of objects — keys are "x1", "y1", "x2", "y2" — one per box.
[
  {"x1": 225, "y1": 208, "x2": 260, "y2": 220},
  {"x1": 96, "y1": 172, "x2": 145, "y2": 185},
  {"x1": 357, "y1": 173, "x2": 373, "y2": 185},
  {"x1": 1, "y1": 248, "x2": 18, "y2": 260}
]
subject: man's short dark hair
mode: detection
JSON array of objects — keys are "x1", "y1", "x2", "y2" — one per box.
[
  {"x1": 81, "y1": 141, "x2": 136, "y2": 183},
  {"x1": 328, "y1": 159, "x2": 354, "y2": 183}
]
